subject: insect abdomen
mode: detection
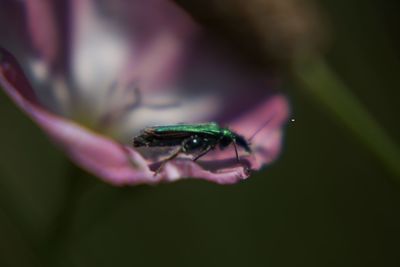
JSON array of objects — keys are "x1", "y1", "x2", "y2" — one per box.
[{"x1": 133, "y1": 132, "x2": 185, "y2": 147}]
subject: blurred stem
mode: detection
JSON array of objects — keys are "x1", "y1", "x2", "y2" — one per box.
[
  {"x1": 41, "y1": 162, "x2": 93, "y2": 267},
  {"x1": 73, "y1": 184, "x2": 148, "y2": 244},
  {"x1": 293, "y1": 58, "x2": 400, "y2": 181},
  {"x1": 0, "y1": 171, "x2": 41, "y2": 267}
]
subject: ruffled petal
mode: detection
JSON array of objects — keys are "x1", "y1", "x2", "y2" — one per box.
[
  {"x1": 0, "y1": 48, "x2": 154, "y2": 186},
  {"x1": 1, "y1": 48, "x2": 282, "y2": 185},
  {"x1": 0, "y1": 0, "x2": 290, "y2": 185}
]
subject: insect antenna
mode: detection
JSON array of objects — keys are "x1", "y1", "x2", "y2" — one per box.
[{"x1": 248, "y1": 113, "x2": 276, "y2": 142}]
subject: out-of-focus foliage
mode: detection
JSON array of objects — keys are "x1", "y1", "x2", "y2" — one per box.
[{"x1": 174, "y1": 0, "x2": 328, "y2": 70}]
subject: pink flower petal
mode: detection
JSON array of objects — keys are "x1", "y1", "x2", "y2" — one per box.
[
  {"x1": 0, "y1": 48, "x2": 259, "y2": 185},
  {"x1": 0, "y1": 49, "x2": 150, "y2": 186},
  {"x1": 25, "y1": 0, "x2": 60, "y2": 66},
  {"x1": 0, "y1": 0, "x2": 291, "y2": 185},
  {"x1": 229, "y1": 95, "x2": 290, "y2": 169}
]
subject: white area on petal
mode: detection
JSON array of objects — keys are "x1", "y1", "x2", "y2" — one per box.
[
  {"x1": 115, "y1": 94, "x2": 220, "y2": 140},
  {"x1": 164, "y1": 164, "x2": 181, "y2": 182},
  {"x1": 71, "y1": 0, "x2": 130, "y2": 117},
  {"x1": 30, "y1": 59, "x2": 49, "y2": 82},
  {"x1": 29, "y1": 58, "x2": 70, "y2": 115}
]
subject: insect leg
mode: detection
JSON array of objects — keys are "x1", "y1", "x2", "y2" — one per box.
[
  {"x1": 154, "y1": 136, "x2": 195, "y2": 175},
  {"x1": 232, "y1": 141, "x2": 240, "y2": 162},
  {"x1": 193, "y1": 145, "x2": 213, "y2": 161},
  {"x1": 154, "y1": 146, "x2": 183, "y2": 175}
]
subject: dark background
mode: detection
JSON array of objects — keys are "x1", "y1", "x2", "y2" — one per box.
[{"x1": 0, "y1": 0, "x2": 399, "y2": 266}]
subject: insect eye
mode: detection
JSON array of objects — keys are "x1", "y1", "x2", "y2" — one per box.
[
  {"x1": 190, "y1": 137, "x2": 202, "y2": 147},
  {"x1": 184, "y1": 136, "x2": 204, "y2": 151}
]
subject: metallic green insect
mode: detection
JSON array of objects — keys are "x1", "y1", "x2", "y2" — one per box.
[{"x1": 133, "y1": 122, "x2": 251, "y2": 173}]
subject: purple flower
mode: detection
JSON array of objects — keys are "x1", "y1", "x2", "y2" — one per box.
[{"x1": 0, "y1": 0, "x2": 289, "y2": 185}]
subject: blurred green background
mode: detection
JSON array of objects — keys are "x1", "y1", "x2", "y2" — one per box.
[{"x1": 0, "y1": 0, "x2": 399, "y2": 266}]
